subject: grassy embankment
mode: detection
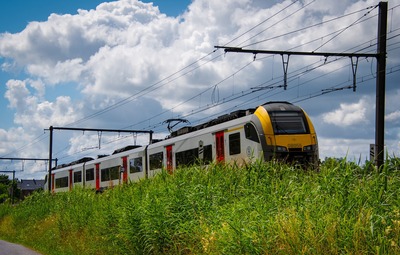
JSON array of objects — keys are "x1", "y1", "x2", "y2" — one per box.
[{"x1": 0, "y1": 158, "x2": 399, "y2": 254}]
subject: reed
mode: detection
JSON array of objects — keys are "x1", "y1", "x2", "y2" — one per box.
[{"x1": 0, "y1": 158, "x2": 399, "y2": 254}]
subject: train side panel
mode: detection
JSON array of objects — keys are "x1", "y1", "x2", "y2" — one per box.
[
  {"x1": 83, "y1": 162, "x2": 97, "y2": 189},
  {"x1": 53, "y1": 168, "x2": 70, "y2": 193},
  {"x1": 44, "y1": 102, "x2": 319, "y2": 192},
  {"x1": 146, "y1": 115, "x2": 264, "y2": 173},
  {"x1": 98, "y1": 156, "x2": 123, "y2": 189},
  {"x1": 146, "y1": 145, "x2": 164, "y2": 178},
  {"x1": 72, "y1": 165, "x2": 84, "y2": 188},
  {"x1": 127, "y1": 150, "x2": 146, "y2": 182}
]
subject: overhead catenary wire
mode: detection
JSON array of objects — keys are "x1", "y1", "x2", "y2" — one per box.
[
  {"x1": 66, "y1": 1, "x2": 315, "y2": 129},
  {"x1": 7, "y1": 2, "x2": 399, "y2": 166},
  {"x1": 127, "y1": 26, "x2": 390, "y2": 133},
  {"x1": 65, "y1": 49, "x2": 223, "y2": 128},
  {"x1": 222, "y1": 0, "x2": 301, "y2": 47},
  {"x1": 142, "y1": 35, "x2": 400, "y2": 134},
  {"x1": 45, "y1": 26, "x2": 400, "y2": 161},
  {"x1": 237, "y1": 0, "x2": 317, "y2": 47},
  {"x1": 242, "y1": 5, "x2": 379, "y2": 48},
  {"x1": 313, "y1": 4, "x2": 379, "y2": 52}
]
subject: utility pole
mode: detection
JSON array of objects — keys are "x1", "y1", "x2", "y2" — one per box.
[
  {"x1": 46, "y1": 126, "x2": 153, "y2": 192},
  {"x1": 375, "y1": 1, "x2": 387, "y2": 171},
  {"x1": 215, "y1": 1, "x2": 387, "y2": 170}
]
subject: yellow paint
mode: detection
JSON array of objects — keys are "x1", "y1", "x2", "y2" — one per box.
[
  {"x1": 254, "y1": 105, "x2": 317, "y2": 148},
  {"x1": 254, "y1": 106, "x2": 275, "y2": 145},
  {"x1": 226, "y1": 126, "x2": 243, "y2": 133},
  {"x1": 275, "y1": 134, "x2": 314, "y2": 149}
]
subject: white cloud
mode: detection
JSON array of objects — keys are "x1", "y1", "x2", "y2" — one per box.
[
  {"x1": 5, "y1": 79, "x2": 81, "y2": 130},
  {"x1": 322, "y1": 97, "x2": 370, "y2": 126},
  {"x1": 0, "y1": 0, "x2": 399, "y2": 178},
  {"x1": 318, "y1": 136, "x2": 374, "y2": 161},
  {"x1": 386, "y1": 110, "x2": 400, "y2": 122},
  {"x1": 27, "y1": 58, "x2": 85, "y2": 85},
  {"x1": 4, "y1": 79, "x2": 30, "y2": 109}
]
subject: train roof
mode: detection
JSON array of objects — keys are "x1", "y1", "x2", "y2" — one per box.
[
  {"x1": 262, "y1": 101, "x2": 301, "y2": 112},
  {"x1": 52, "y1": 102, "x2": 300, "y2": 170},
  {"x1": 169, "y1": 101, "x2": 298, "y2": 138},
  {"x1": 169, "y1": 108, "x2": 256, "y2": 138},
  {"x1": 53, "y1": 157, "x2": 94, "y2": 170},
  {"x1": 112, "y1": 145, "x2": 142, "y2": 155},
  {"x1": 54, "y1": 145, "x2": 143, "y2": 169}
]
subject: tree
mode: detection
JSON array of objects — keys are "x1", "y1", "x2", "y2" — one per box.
[{"x1": 0, "y1": 174, "x2": 10, "y2": 203}]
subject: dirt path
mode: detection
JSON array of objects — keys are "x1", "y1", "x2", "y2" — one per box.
[{"x1": 0, "y1": 240, "x2": 42, "y2": 255}]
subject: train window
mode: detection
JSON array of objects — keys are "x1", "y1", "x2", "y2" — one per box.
[
  {"x1": 229, "y1": 133, "x2": 241, "y2": 155},
  {"x1": 73, "y1": 171, "x2": 82, "y2": 183},
  {"x1": 176, "y1": 148, "x2": 198, "y2": 167},
  {"x1": 55, "y1": 176, "x2": 68, "y2": 188},
  {"x1": 245, "y1": 123, "x2": 260, "y2": 143},
  {"x1": 130, "y1": 157, "x2": 143, "y2": 173},
  {"x1": 101, "y1": 166, "x2": 120, "y2": 182},
  {"x1": 150, "y1": 152, "x2": 163, "y2": 170},
  {"x1": 86, "y1": 168, "x2": 94, "y2": 181},
  {"x1": 269, "y1": 112, "x2": 308, "y2": 134}
]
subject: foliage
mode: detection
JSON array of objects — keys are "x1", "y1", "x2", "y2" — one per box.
[
  {"x1": 0, "y1": 174, "x2": 11, "y2": 204},
  {"x1": 0, "y1": 158, "x2": 399, "y2": 254},
  {"x1": 0, "y1": 174, "x2": 21, "y2": 204}
]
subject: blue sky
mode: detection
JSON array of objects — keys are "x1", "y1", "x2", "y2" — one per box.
[
  {"x1": 0, "y1": 0, "x2": 399, "y2": 179},
  {"x1": 0, "y1": 1, "x2": 190, "y2": 33},
  {"x1": 0, "y1": 0, "x2": 190, "y2": 129}
]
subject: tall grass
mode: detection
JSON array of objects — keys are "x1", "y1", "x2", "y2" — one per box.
[{"x1": 0, "y1": 158, "x2": 399, "y2": 254}]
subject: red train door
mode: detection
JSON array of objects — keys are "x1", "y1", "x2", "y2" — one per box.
[
  {"x1": 166, "y1": 145, "x2": 173, "y2": 174},
  {"x1": 215, "y1": 131, "x2": 225, "y2": 162},
  {"x1": 121, "y1": 156, "x2": 128, "y2": 184},
  {"x1": 95, "y1": 163, "x2": 100, "y2": 191}
]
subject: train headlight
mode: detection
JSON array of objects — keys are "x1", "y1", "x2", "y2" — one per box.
[
  {"x1": 276, "y1": 146, "x2": 288, "y2": 152},
  {"x1": 303, "y1": 145, "x2": 313, "y2": 152}
]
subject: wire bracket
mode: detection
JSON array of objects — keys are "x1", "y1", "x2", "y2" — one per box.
[
  {"x1": 281, "y1": 54, "x2": 290, "y2": 90},
  {"x1": 350, "y1": 56, "x2": 359, "y2": 92},
  {"x1": 163, "y1": 119, "x2": 190, "y2": 134},
  {"x1": 98, "y1": 131, "x2": 102, "y2": 149}
]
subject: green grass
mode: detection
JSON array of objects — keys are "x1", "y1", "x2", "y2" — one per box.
[{"x1": 0, "y1": 158, "x2": 399, "y2": 254}]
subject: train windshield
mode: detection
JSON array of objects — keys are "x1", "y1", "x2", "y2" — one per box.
[{"x1": 269, "y1": 111, "x2": 308, "y2": 134}]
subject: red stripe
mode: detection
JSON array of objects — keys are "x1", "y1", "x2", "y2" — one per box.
[
  {"x1": 95, "y1": 163, "x2": 100, "y2": 190},
  {"x1": 122, "y1": 156, "x2": 128, "y2": 183}
]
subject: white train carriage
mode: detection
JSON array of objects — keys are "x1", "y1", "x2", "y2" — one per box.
[
  {"x1": 45, "y1": 102, "x2": 319, "y2": 193},
  {"x1": 146, "y1": 112, "x2": 264, "y2": 172}
]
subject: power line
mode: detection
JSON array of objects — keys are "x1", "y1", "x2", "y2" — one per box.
[
  {"x1": 64, "y1": 0, "x2": 323, "y2": 128},
  {"x1": 243, "y1": 5, "x2": 378, "y2": 48},
  {"x1": 28, "y1": 1, "x2": 400, "y2": 165},
  {"x1": 222, "y1": 0, "x2": 300, "y2": 47},
  {"x1": 313, "y1": 4, "x2": 379, "y2": 52}
]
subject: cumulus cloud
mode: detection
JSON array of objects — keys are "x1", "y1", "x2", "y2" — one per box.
[
  {"x1": 0, "y1": 0, "x2": 399, "y2": 178},
  {"x1": 386, "y1": 110, "x2": 400, "y2": 122},
  {"x1": 322, "y1": 97, "x2": 370, "y2": 126},
  {"x1": 318, "y1": 137, "x2": 374, "y2": 161},
  {"x1": 5, "y1": 79, "x2": 81, "y2": 130}
]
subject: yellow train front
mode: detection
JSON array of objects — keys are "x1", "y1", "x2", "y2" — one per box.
[{"x1": 254, "y1": 101, "x2": 318, "y2": 168}]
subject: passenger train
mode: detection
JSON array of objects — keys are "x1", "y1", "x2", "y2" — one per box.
[{"x1": 44, "y1": 101, "x2": 318, "y2": 193}]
